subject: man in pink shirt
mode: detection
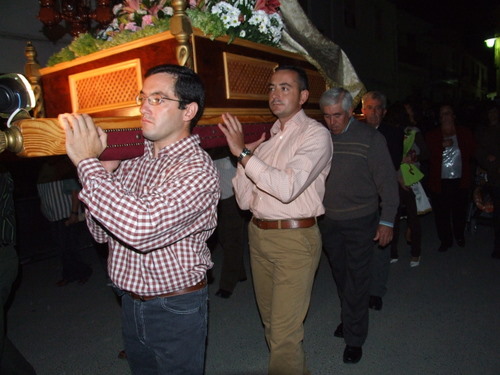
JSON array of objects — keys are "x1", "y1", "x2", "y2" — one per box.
[{"x1": 219, "y1": 65, "x2": 333, "y2": 375}]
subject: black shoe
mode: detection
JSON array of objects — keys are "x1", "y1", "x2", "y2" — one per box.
[
  {"x1": 456, "y1": 238, "x2": 465, "y2": 247},
  {"x1": 215, "y1": 289, "x2": 232, "y2": 298},
  {"x1": 334, "y1": 323, "x2": 343, "y2": 338},
  {"x1": 438, "y1": 243, "x2": 450, "y2": 252},
  {"x1": 369, "y1": 295, "x2": 383, "y2": 310},
  {"x1": 343, "y1": 345, "x2": 362, "y2": 364}
]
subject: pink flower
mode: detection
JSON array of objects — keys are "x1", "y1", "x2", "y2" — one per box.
[
  {"x1": 148, "y1": 0, "x2": 167, "y2": 17},
  {"x1": 141, "y1": 14, "x2": 154, "y2": 27},
  {"x1": 188, "y1": 0, "x2": 204, "y2": 8},
  {"x1": 124, "y1": 22, "x2": 141, "y2": 31},
  {"x1": 254, "y1": 0, "x2": 280, "y2": 14},
  {"x1": 122, "y1": 0, "x2": 140, "y2": 13}
]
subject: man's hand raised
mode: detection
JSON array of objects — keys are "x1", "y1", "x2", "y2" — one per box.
[{"x1": 59, "y1": 113, "x2": 107, "y2": 166}]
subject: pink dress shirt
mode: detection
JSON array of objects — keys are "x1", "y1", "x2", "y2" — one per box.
[{"x1": 233, "y1": 110, "x2": 333, "y2": 219}]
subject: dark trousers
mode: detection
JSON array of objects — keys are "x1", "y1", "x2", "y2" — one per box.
[
  {"x1": 485, "y1": 185, "x2": 500, "y2": 253},
  {"x1": 391, "y1": 186, "x2": 422, "y2": 258},
  {"x1": 51, "y1": 220, "x2": 92, "y2": 282},
  {"x1": 208, "y1": 196, "x2": 247, "y2": 292},
  {"x1": 431, "y1": 179, "x2": 469, "y2": 246},
  {"x1": 320, "y1": 212, "x2": 378, "y2": 347},
  {"x1": 0, "y1": 245, "x2": 37, "y2": 374}
]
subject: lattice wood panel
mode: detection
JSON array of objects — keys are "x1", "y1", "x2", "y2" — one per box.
[
  {"x1": 68, "y1": 59, "x2": 142, "y2": 113},
  {"x1": 306, "y1": 69, "x2": 327, "y2": 103},
  {"x1": 223, "y1": 53, "x2": 277, "y2": 100},
  {"x1": 223, "y1": 53, "x2": 325, "y2": 103}
]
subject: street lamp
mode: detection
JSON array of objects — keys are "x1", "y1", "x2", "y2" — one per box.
[
  {"x1": 485, "y1": 38, "x2": 496, "y2": 48},
  {"x1": 484, "y1": 36, "x2": 499, "y2": 98}
]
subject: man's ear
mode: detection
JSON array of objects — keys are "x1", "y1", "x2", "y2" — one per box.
[
  {"x1": 183, "y1": 102, "x2": 198, "y2": 122},
  {"x1": 299, "y1": 89, "x2": 309, "y2": 106}
]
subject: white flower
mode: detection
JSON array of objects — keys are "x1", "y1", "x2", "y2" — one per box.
[
  {"x1": 248, "y1": 10, "x2": 269, "y2": 29},
  {"x1": 163, "y1": 6, "x2": 173, "y2": 16},
  {"x1": 208, "y1": 0, "x2": 283, "y2": 45},
  {"x1": 112, "y1": 4, "x2": 123, "y2": 15},
  {"x1": 212, "y1": 2, "x2": 241, "y2": 29}
]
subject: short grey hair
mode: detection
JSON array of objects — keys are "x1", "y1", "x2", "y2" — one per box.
[
  {"x1": 362, "y1": 91, "x2": 387, "y2": 109},
  {"x1": 319, "y1": 87, "x2": 353, "y2": 112}
]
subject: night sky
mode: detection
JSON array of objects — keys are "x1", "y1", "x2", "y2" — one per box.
[{"x1": 394, "y1": 0, "x2": 499, "y2": 60}]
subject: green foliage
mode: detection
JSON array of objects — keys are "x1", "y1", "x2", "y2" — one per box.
[
  {"x1": 47, "y1": 47, "x2": 76, "y2": 66},
  {"x1": 103, "y1": 18, "x2": 171, "y2": 48},
  {"x1": 69, "y1": 33, "x2": 105, "y2": 57},
  {"x1": 46, "y1": 18, "x2": 171, "y2": 67},
  {"x1": 186, "y1": 9, "x2": 227, "y2": 40}
]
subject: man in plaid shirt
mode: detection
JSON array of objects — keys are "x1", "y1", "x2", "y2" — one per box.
[{"x1": 59, "y1": 64, "x2": 220, "y2": 375}]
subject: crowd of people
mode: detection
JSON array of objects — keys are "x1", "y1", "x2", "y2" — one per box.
[{"x1": 1, "y1": 63, "x2": 499, "y2": 375}]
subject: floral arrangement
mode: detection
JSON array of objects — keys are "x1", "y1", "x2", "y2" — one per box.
[
  {"x1": 47, "y1": 0, "x2": 283, "y2": 66},
  {"x1": 96, "y1": 0, "x2": 175, "y2": 41},
  {"x1": 188, "y1": 0, "x2": 283, "y2": 46}
]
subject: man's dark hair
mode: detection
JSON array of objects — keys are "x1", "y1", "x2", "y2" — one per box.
[
  {"x1": 145, "y1": 64, "x2": 205, "y2": 129},
  {"x1": 275, "y1": 65, "x2": 309, "y2": 91}
]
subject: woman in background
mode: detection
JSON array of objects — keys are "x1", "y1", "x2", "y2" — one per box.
[{"x1": 425, "y1": 104, "x2": 476, "y2": 252}]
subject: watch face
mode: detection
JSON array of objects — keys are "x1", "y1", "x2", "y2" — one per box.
[{"x1": 238, "y1": 148, "x2": 251, "y2": 161}]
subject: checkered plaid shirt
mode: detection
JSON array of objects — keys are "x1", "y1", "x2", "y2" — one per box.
[{"x1": 77, "y1": 135, "x2": 220, "y2": 295}]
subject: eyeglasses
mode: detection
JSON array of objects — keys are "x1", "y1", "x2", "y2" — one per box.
[{"x1": 136, "y1": 94, "x2": 183, "y2": 106}]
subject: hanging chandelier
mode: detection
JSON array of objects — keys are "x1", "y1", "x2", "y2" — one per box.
[{"x1": 38, "y1": 0, "x2": 116, "y2": 39}]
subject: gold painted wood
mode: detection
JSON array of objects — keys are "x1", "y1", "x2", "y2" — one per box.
[
  {"x1": 24, "y1": 42, "x2": 45, "y2": 118},
  {"x1": 170, "y1": 0, "x2": 193, "y2": 68}
]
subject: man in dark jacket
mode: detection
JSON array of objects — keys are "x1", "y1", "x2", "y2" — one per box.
[
  {"x1": 319, "y1": 88, "x2": 398, "y2": 364},
  {"x1": 361, "y1": 91, "x2": 404, "y2": 311}
]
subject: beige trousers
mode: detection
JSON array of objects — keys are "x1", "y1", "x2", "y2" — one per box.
[{"x1": 248, "y1": 222, "x2": 322, "y2": 375}]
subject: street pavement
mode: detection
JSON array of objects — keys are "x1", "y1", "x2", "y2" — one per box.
[{"x1": 6, "y1": 213, "x2": 500, "y2": 375}]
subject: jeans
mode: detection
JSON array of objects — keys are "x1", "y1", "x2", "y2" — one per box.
[{"x1": 121, "y1": 286, "x2": 208, "y2": 375}]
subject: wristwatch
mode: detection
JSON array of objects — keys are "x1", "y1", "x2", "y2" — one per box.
[{"x1": 237, "y1": 147, "x2": 252, "y2": 162}]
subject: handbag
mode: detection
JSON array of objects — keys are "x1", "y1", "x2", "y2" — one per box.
[
  {"x1": 411, "y1": 182, "x2": 432, "y2": 215},
  {"x1": 400, "y1": 163, "x2": 424, "y2": 186}
]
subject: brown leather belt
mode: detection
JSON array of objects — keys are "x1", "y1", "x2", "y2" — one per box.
[
  {"x1": 251, "y1": 217, "x2": 317, "y2": 230},
  {"x1": 127, "y1": 278, "x2": 207, "y2": 301}
]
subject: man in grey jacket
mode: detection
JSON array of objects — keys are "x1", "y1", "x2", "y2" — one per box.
[{"x1": 318, "y1": 88, "x2": 399, "y2": 364}]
